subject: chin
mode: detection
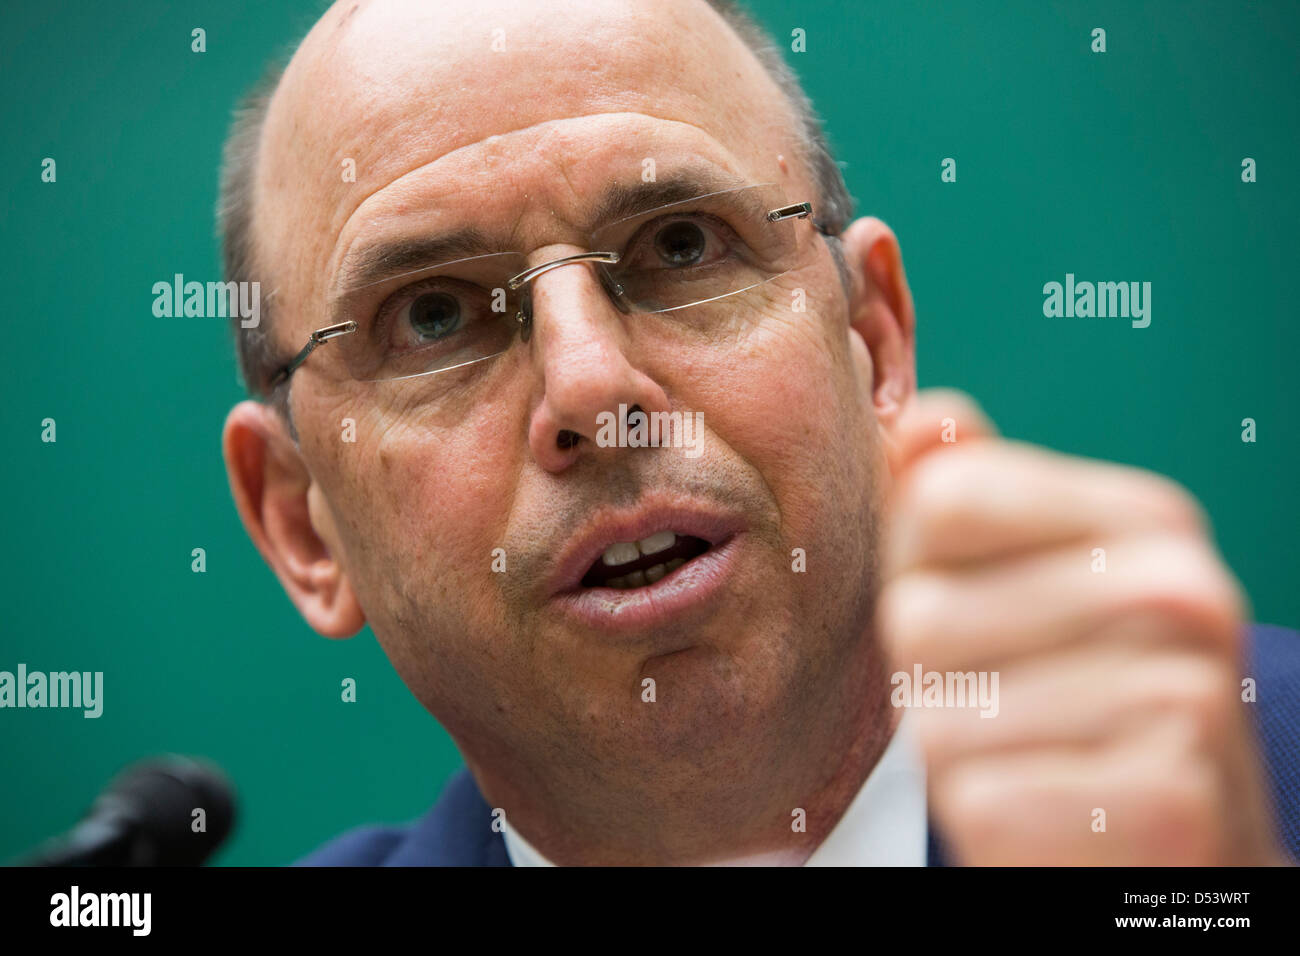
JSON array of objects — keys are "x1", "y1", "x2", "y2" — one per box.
[{"x1": 577, "y1": 640, "x2": 804, "y2": 765}]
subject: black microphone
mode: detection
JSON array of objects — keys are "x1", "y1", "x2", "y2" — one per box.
[{"x1": 17, "y1": 755, "x2": 236, "y2": 866}]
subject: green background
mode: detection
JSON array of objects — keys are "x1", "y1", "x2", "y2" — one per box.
[{"x1": 1, "y1": 0, "x2": 1295, "y2": 865}]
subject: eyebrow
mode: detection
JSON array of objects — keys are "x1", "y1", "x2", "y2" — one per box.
[
  {"x1": 330, "y1": 164, "x2": 752, "y2": 297},
  {"x1": 332, "y1": 228, "x2": 498, "y2": 297},
  {"x1": 581, "y1": 166, "x2": 750, "y2": 233}
]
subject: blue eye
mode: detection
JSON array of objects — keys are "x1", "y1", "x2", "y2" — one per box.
[{"x1": 408, "y1": 292, "x2": 463, "y2": 340}]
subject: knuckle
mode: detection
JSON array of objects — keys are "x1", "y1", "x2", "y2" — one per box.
[
  {"x1": 1168, "y1": 674, "x2": 1232, "y2": 752},
  {"x1": 1135, "y1": 472, "x2": 1209, "y2": 535},
  {"x1": 1175, "y1": 660, "x2": 1233, "y2": 717},
  {"x1": 901, "y1": 452, "x2": 979, "y2": 536},
  {"x1": 933, "y1": 764, "x2": 1009, "y2": 848},
  {"x1": 876, "y1": 572, "x2": 950, "y2": 663},
  {"x1": 912, "y1": 707, "x2": 961, "y2": 762},
  {"x1": 1123, "y1": 538, "x2": 1245, "y2": 650}
]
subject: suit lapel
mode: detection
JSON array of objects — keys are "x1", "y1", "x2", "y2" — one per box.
[{"x1": 386, "y1": 768, "x2": 510, "y2": 866}]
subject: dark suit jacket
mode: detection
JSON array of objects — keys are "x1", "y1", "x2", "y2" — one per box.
[{"x1": 296, "y1": 624, "x2": 1300, "y2": 866}]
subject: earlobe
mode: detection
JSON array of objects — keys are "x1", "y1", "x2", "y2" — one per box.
[
  {"x1": 222, "y1": 400, "x2": 366, "y2": 639},
  {"x1": 840, "y1": 217, "x2": 918, "y2": 432}
]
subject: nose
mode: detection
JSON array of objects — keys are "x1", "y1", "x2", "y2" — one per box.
[{"x1": 523, "y1": 255, "x2": 671, "y2": 473}]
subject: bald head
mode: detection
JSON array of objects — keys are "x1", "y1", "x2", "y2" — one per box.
[{"x1": 219, "y1": 0, "x2": 850, "y2": 399}]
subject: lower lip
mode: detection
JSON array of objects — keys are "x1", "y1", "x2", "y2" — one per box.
[{"x1": 551, "y1": 534, "x2": 742, "y2": 632}]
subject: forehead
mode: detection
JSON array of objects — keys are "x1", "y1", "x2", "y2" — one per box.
[{"x1": 254, "y1": 0, "x2": 804, "y2": 330}]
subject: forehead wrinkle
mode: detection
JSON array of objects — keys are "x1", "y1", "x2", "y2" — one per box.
[
  {"x1": 322, "y1": 110, "x2": 750, "y2": 283},
  {"x1": 331, "y1": 160, "x2": 755, "y2": 296}
]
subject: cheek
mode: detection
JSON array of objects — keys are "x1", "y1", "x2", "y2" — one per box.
[
  {"x1": 309, "y1": 396, "x2": 523, "y2": 630},
  {"x1": 384, "y1": 419, "x2": 517, "y2": 560},
  {"x1": 689, "y1": 284, "x2": 876, "y2": 541}
]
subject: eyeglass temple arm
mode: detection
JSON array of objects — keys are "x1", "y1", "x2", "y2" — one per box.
[{"x1": 269, "y1": 320, "x2": 358, "y2": 389}]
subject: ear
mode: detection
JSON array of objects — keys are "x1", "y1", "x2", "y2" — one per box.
[
  {"x1": 222, "y1": 400, "x2": 366, "y2": 638},
  {"x1": 839, "y1": 216, "x2": 917, "y2": 433}
]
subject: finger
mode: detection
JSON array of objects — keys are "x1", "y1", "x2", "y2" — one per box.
[
  {"x1": 877, "y1": 533, "x2": 1245, "y2": 672},
  {"x1": 905, "y1": 628, "x2": 1241, "y2": 768},
  {"x1": 929, "y1": 720, "x2": 1226, "y2": 865},
  {"x1": 884, "y1": 388, "x2": 998, "y2": 478},
  {"x1": 884, "y1": 440, "x2": 1209, "y2": 574}
]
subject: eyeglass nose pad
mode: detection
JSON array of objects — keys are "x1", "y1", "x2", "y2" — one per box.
[
  {"x1": 516, "y1": 288, "x2": 534, "y2": 343},
  {"x1": 596, "y1": 265, "x2": 633, "y2": 314},
  {"x1": 515, "y1": 265, "x2": 629, "y2": 339}
]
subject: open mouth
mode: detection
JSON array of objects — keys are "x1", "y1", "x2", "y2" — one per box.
[
  {"x1": 549, "y1": 505, "x2": 744, "y2": 629},
  {"x1": 579, "y1": 531, "x2": 713, "y2": 590}
]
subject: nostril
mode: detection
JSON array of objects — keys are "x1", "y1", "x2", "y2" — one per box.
[
  {"x1": 556, "y1": 429, "x2": 581, "y2": 450},
  {"x1": 626, "y1": 404, "x2": 644, "y2": 423}
]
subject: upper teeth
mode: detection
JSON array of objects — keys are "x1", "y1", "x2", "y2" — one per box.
[{"x1": 601, "y1": 530, "x2": 677, "y2": 566}]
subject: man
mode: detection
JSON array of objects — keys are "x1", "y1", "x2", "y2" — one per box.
[{"x1": 219, "y1": 0, "x2": 1298, "y2": 865}]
